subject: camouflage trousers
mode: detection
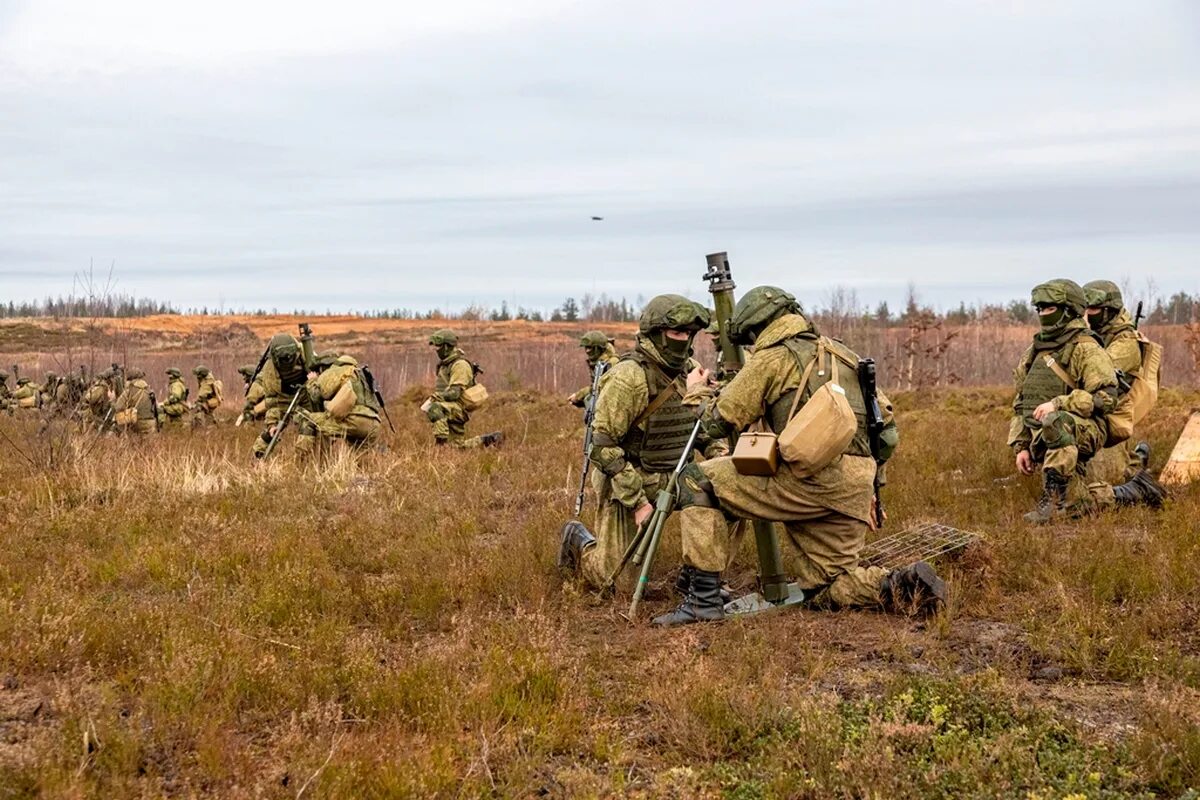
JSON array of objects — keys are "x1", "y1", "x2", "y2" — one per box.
[
  {"x1": 119, "y1": 419, "x2": 158, "y2": 435},
  {"x1": 302, "y1": 412, "x2": 381, "y2": 460},
  {"x1": 253, "y1": 408, "x2": 316, "y2": 458},
  {"x1": 1029, "y1": 410, "x2": 1106, "y2": 513},
  {"x1": 426, "y1": 400, "x2": 488, "y2": 448},
  {"x1": 580, "y1": 468, "x2": 667, "y2": 592},
  {"x1": 681, "y1": 456, "x2": 888, "y2": 609},
  {"x1": 1084, "y1": 438, "x2": 1142, "y2": 509}
]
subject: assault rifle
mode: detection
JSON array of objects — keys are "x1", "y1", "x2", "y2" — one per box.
[
  {"x1": 262, "y1": 391, "x2": 302, "y2": 459},
  {"x1": 361, "y1": 365, "x2": 395, "y2": 433},
  {"x1": 857, "y1": 358, "x2": 885, "y2": 528},
  {"x1": 607, "y1": 418, "x2": 704, "y2": 619},
  {"x1": 574, "y1": 361, "x2": 610, "y2": 516},
  {"x1": 149, "y1": 390, "x2": 161, "y2": 432},
  {"x1": 246, "y1": 343, "x2": 271, "y2": 396},
  {"x1": 1133, "y1": 300, "x2": 1144, "y2": 331}
]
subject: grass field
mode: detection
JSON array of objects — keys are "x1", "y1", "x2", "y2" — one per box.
[{"x1": 0, "y1": 385, "x2": 1198, "y2": 798}]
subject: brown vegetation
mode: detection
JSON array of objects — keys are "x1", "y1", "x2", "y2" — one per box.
[{"x1": 0, "y1": 381, "x2": 1198, "y2": 797}]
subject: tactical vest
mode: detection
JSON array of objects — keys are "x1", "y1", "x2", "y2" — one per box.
[
  {"x1": 352, "y1": 369, "x2": 382, "y2": 414},
  {"x1": 1018, "y1": 340, "x2": 1080, "y2": 427},
  {"x1": 763, "y1": 334, "x2": 872, "y2": 458},
  {"x1": 619, "y1": 352, "x2": 696, "y2": 472},
  {"x1": 126, "y1": 382, "x2": 156, "y2": 421},
  {"x1": 435, "y1": 357, "x2": 476, "y2": 393}
]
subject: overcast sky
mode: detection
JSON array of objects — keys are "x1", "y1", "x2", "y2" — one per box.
[{"x1": 2, "y1": 1, "x2": 1198, "y2": 314}]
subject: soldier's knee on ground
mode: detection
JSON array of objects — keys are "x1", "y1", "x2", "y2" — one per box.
[
  {"x1": 1040, "y1": 410, "x2": 1077, "y2": 450},
  {"x1": 426, "y1": 402, "x2": 446, "y2": 423},
  {"x1": 677, "y1": 463, "x2": 719, "y2": 510}
]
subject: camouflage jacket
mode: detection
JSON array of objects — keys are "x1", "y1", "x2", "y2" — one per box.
[
  {"x1": 115, "y1": 379, "x2": 155, "y2": 421},
  {"x1": 433, "y1": 349, "x2": 475, "y2": 404},
  {"x1": 569, "y1": 346, "x2": 621, "y2": 406},
  {"x1": 1094, "y1": 309, "x2": 1142, "y2": 376},
  {"x1": 308, "y1": 356, "x2": 380, "y2": 420},
  {"x1": 1007, "y1": 319, "x2": 1119, "y2": 451},
  {"x1": 589, "y1": 337, "x2": 722, "y2": 510}
]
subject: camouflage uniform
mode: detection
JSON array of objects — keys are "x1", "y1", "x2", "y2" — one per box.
[
  {"x1": 558, "y1": 295, "x2": 719, "y2": 592},
  {"x1": 192, "y1": 366, "x2": 222, "y2": 424},
  {"x1": 39, "y1": 374, "x2": 58, "y2": 414},
  {"x1": 303, "y1": 354, "x2": 383, "y2": 456},
  {"x1": 1081, "y1": 280, "x2": 1165, "y2": 509},
  {"x1": 113, "y1": 369, "x2": 158, "y2": 435},
  {"x1": 160, "y1": 368, "x2": 190, "y2": 426},
  {"x1": 1008, "y1": 280, "x2": 1120, "y2": 522},
  {"x1": 568, "y1": 331, "x2": 620, "y2": 407},
  {"x1": 425, "y1": 330, "x2": 501, "y2": 448},
  {"x1": 253, "y1": 334, "x2": 317, "y2": 458},
  {"x1": 0, "y1": 370, "x2": 11, "y2": 413},
  {"x1": 83, "y1": 370, "x2": 116, "y2": 429},
  {"x1": 239, "y1": 365, "x2": 267, "y2": 423},
  {"x1": 12, "y1": 378, "x2": 40, "y2": 410},
  {"x1": 650, "y1": 287, "x2": 939, "y2": 627}
]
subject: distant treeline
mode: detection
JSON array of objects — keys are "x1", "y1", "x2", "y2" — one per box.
[{"x1": 6, "y1": 287, "x2": 1199, "y2": 327}]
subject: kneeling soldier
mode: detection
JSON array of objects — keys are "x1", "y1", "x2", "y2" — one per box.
[
  {"x1": 160, "y1": 367, "x2": 190, "y2": 426},
  {"x1": 424, "y1": 330, "x2": 501, "y2": 448}
]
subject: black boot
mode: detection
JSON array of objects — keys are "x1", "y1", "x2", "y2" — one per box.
[
  {"x1": 1024, "y1": 468, "x2": 1069, "y2": 524},
  {"x1": 652, "y1": 569, "x2": 725, "y2": 626},
  {"x1": 1134, "y1": 441, "x2": 1151, "y2": 469},
  {"x1": 557, "y1": 521, "x2": 595, "y2": 572},
  {"x1": 674, "y1": 566, "x2": 733, "y2": 603},
  {"x1": 1113, "y1": 469, "x2": 1168, "y2": 509},
  {"x1": 881, "y1": 561, "x2": 946, "y2": 616},
  {"x1": 479, "y1": 431, "x2": 504, "y2": 448}
]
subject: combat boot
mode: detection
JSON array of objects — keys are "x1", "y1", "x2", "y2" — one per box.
[
  {"x1": 1023, "y1": 469, "x2": 1070, "y2": 524},
  {"x1": 673, "y1": 566, "x2": 732, "y2": 603},
  {"x1": 652, "y1": 569, "x2": 725, "y2": 626},
  {"x1": 479, "y1": 431, "x2": 504, "y2": 448},
  {"x1": 1134, "y1": 441, "x2": 1151, "y2": 469},
  {"x1": 1113, "y1": 469, "x2": 1168, "y2": 509},
  {"x1": 880, "y1": 561, "x2": 946, "y2": 616},
  {"x1": 557, "y1": 521, "x2": 596, "y2": 572}
]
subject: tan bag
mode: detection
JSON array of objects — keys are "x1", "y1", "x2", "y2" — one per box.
[
  {"x1": 419, "y1": 398, "x2": 433, "y2": 414},
  {"x1": 777, "y1": 341, "x2": 857, "y2": 474},
  {"x1": 207, "y1": 379, "x2": 224, "y2": 409},
  {"x1": 326, "y1": 380, "x2": 356, "y2": 419},
  {"x1": 731, "y1": 430, "x2": 779, "y2": 476},
  {"x1": 18, "y1": 395, "x2": 37, "y2": 409},
  {"x1": 461, "y1": 383, "x2": 489, "y2": 411},
  {"x1": 114, "y1": 408, "x2": 137, "y2": 427}
]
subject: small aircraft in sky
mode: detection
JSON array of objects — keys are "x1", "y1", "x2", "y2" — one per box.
[{"x1": 591, "y1": 216, "x2": 604, "y2": 221}]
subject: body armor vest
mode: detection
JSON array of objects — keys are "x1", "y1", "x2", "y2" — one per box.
[
  {"x1": 352, "y1": 370, "x2": 382, "y2": 414},
  {"x1": 435, "y1": 357, "x2": 476, "y2": 392},
  {"x1": 620, "y1": 352, "x2": 696, "y2": 472},
  {"x1": 764, "y1": 335, "x2": 873, "y2": 458},
  {"x1": 1018, "y1": 341, "x2": 1078, "y2": 427}
]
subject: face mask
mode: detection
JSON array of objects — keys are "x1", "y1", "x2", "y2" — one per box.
[
  {"x1": 653, "y1": 331, "x2": 694, "y2": 371},
  {"x1": 1037, "y1": 306, "x2": 1069, "y2": 330},
  {"x1": 436, "y1": 344, "x2": 455, "y2": 360},
  {"x1": 584, "y1": 346, "x2": 605, "y2": 365}
]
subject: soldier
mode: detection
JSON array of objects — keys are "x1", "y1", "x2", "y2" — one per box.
[
  {"x1": 0, "y1": 369, "x2": 11, "y2": 413},
  {"x1": 112, "y1": 368, "x2": 158, "y2": 435},
  {"x1": 192, "y1": 366, "x2": 222, "y2": 424},
  {"x1": 1081, "y1": 280, "x2": 1165, "y2": 508},
  {"x1": 567, "y1": 331, "x2": 620, "y2": 407},
  {"x1": 253, "y1": 333, "x2": 317, "y2": 458},
  {"x1": 424, "y1": 330, "x2": 502, "y2": 448},
  {"x1": 628, "y1": 287, "x2": 940, "y2": 626},
  {"x1": 239, "y1": 364, "x2": 267, "y2": 424},
  {"x1": 83, "y1": 369, "x2": 116, "y2": 430},
  {"x1": 1007, "y1": 279, "x2": 1159, "y2": 523},
  {"x1": 558, "y1": 295, "x2": 728, "y2": 592},
  {"x1": 159, "y1": 367, "x2": 190, "y2": 427},
  {"x1": 302, "y1": 353, "x2": 383, "y2": 458},
  {"x1": 39, "y1": 373, "x2": 58, "y2": 413},
  {"x1": 12, "y1": 377, "x2": 40, "y2": 411}
]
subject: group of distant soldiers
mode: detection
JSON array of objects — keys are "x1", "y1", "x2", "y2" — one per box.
[{"x1": 555, "y1": 276, "x2": 1169, "y2": 627}]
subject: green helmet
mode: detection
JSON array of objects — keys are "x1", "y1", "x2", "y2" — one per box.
[
  {"x1": 237, "y1": 364, "x2": 255, "y2": 379},
  {"x1": 166, "y1": 367, "x2": 182, "y2": 378},
  {"x1": 1030, "y1": 279, "x2": 1086, "y2": 317},
  {"x1": 579, "y1": 331, "x2": 610, "y2": 348},
  {"x1": 44, "y1": 372, "x2": 57, "y2": 383},
  {"x1": 638, "y1": 294, "x2": 710, "y2": 335},
  {"x1": 729, "y1": 286, "x2": 800, "y2": 345},
  {"x1": 1083, "y1": 280, "x2": 1124, "y2": 311},
  {"x1": 17, "y1": 377, "x2": 30, "y2": 385},
  {"x1": 193, "y1": 365, "x2": 210, "y2": 378},
  {"x1": 268, "y1": 333, "x2": 304, "y2": 377},
  {"x1": 0, "y1": 370, "x2": 8, "y2": 381},
  {"x1": 428, "y1": 329, "x2": 459, "y2": 347},
  {"x1": 126, "y1": 368, "x2": 145, "y2": 380},
  {"x1": 312, "y1": 351, "x2": 341, "y2": 370}
]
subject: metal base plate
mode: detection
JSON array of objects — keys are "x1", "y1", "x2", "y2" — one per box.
[{"x1": 724, "y1": 583, "x2": 807, "y2": 617}]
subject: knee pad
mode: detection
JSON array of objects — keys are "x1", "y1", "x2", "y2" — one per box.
[
  {"x1": 677, "y1": 463, "x2": 719, "y2": 509},
  {"x1": 1040, "y1": 411, "x2": 1077, "y2": 449}
]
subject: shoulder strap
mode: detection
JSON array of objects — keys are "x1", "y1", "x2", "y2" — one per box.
[
  {"x1": 1043, "y1": 354, "x2": 1078, "y2": 390},
  {"x1": 630, "y1": 377, "x2": 683, "y2": 430},
  {"x1": 784, "y1": 338, "x2": 823, "y2": 423}
]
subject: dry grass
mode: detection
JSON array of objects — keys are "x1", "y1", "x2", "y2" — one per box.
[{"x1": 0, "y1": 386, "x2": 1198, "y2": 798}]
